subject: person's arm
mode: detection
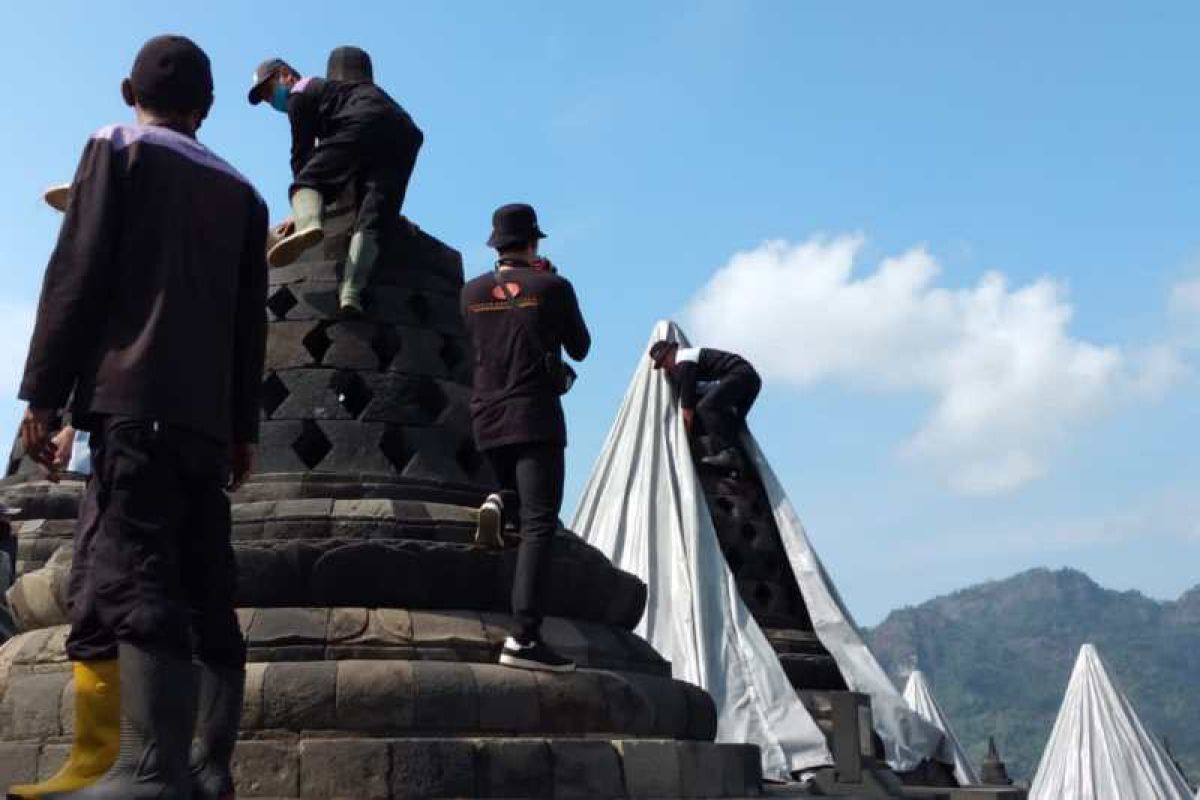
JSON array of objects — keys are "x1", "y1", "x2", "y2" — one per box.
[
  {"x1": 673, "y1": 361, "x2": 699, "y2": 411},
  {"x1": 288, "y1": 83, "x2": 320, "y2": 177},
  {"x1": 229, "y1": 195, "x2": 270, "y2": 489},
  {"x1": 558, "y1": 280, "x2": 591, "y2": 362},
  {"x1": 19, "y1": 136, "x2": 122, "y2": 462}
]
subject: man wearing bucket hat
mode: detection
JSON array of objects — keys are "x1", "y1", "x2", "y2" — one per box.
[
  {"x1": 12, "y1": 34, "x2": 266, "y2": 800},
  {"x1": 649, "y1": 340, "x2": 762, "y2": 471},
  {"x1": 248, "y1": 55, "x2": 423, "y2": 317},
  {"x1": 461, "y1": 204, "x2": 591, "y2": 672}
]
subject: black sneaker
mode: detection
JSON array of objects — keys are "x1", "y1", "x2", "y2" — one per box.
[
  {"x1": 499, "y1": 636, "x2": 576, "y2": 672},
  {"x1": 701, "y1": 448, "x2": 739, "y2": 470},
  {"x1": 474, "y1": 494, "x2": 504, "y2": 549}
]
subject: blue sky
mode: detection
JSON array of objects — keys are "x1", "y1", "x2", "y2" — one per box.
[{"x1": 1, "y1": 1, "x2": 1196, "y2": 624}]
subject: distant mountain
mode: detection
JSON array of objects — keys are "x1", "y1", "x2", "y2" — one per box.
[{"x1": 865, "y1": 568, "x2": 1200, "y2": 783}]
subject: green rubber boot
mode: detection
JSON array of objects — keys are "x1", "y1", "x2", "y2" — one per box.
[
  {"x1": 338, "y1": 230, "x2": 380, "y2": 317},
  {"x1": 268, "y1": 187, "x2": 324, "y2": 268}
]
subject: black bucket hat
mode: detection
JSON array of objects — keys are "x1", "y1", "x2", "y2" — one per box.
[
  {"x1": 248, "y1": 57, "x2": 294, "y2": 105},
  {"x1": 487, "y1": 203, "x2": 548, "y2": 250},
  {"x1": 327, "y1": 46, "x2": 373, "y2": 82}
]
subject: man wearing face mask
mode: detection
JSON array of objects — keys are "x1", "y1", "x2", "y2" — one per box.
[{"x1": 248, "y1": 57, "x2": 424, "y2": 317}]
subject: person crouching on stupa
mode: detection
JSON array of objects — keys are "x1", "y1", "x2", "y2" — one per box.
[
  {"x1": 12, "y1": 34, "x2": 266, "y2": 800},
  {"x1": 461, "y1": 204, "x2": 591, "y2": 672},
  {"x1": 248, "y1": 55, "x2": 424, "y2": 317}
]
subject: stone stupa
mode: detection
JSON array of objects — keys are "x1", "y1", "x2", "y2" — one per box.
[{"x1": 0, "y1": 199, "x2": 763, "y2": 798}]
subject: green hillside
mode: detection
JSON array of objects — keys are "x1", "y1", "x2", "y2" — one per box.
[{"x1": 865, "y1": 568, "x2": 1200, "y2": 783}]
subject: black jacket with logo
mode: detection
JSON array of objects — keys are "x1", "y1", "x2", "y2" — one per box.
[
  {"x1": 461, "y1": 266, "x2": 590, "y2": 450},
  {"x1": 19, "y1": 123, "x2": 268, "y2": 444}
]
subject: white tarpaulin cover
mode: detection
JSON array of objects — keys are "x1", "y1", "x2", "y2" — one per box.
[
  {"x1": 573, "y1": 320, "x2": 943, "y2": 778},
  {"x1": 902, "y1": 669, "x2": 980, "y2": 785},
  {"x1": 1029, "y1": 644, "x2": 1192, "y2": 800}
]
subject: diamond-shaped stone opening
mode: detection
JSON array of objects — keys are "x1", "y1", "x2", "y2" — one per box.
[
  {"x1": 370, "y1": 328, "x2": 402, "y2": 371},
  {"x1": 439, "y1": 336, "x2": 464, "y2": 370},
  {"x1": 415, "y1": 379, "x2": 447, "y2": 421},
  {"x1": 292, "y1": 419, "x2": 332, "y2": 470},
  {"x1": 752, "y1": 581, "x2": 773, "y2": 609},
  {"x1": 266, "y1": 286, "x2": 298, "y2": 320},
  {"x1": 739, "y1": 522, "x2": 757, "y2": 543},
  {"x1": 455, "y1": 439, "x2": 483, "y2": 476},
  {"x1": 407, "y1": 293, "x2": 432, "y2": 324},
  {"x1": 379, "y1": 425, "x2": 413, "y2": 473},
  {"x1": 261, "y1": 372, "x2": 289, "y2": 417},
  {"x1": 715, "y1": 497, "x2": 734, "y2": 515},
  {"x1": 329, "y1": 370, "x2": 372, "y2": 418},
  {"x1": 302, "y1": 323, "x2": 332, "y2": 364}
]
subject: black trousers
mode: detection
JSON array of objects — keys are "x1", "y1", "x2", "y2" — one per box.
[
  {"x1": 292, "y1": 123, "x2": 422, "y2": 241},
  {"x1": 696, "y1": 368, "x2": 762, "y2": 452},
  {"x1": 64, "y1": 417, "x2": 245, "y2": 668},
  {"x1": 483, "y1": 442, "x2": 565, "y2": 643}
]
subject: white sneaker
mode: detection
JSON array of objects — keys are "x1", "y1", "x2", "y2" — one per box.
[
  {"x1": 499, "y1": 636, "x2": 575, "y2": 672},
  {"x1": 474, "y1": 494, "x2": 504, "y2": 549}
]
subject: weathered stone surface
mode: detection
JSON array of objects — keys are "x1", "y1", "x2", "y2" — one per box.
[
  {"x1": 335, "y1": 660, "x2": 415, "y2": 732},
  {"x1": 36, "y1": 743, "x2": 70, "y2": 780},
  {"x1": 533, "y1": 670, "x2": 611, "y2": 735},
  {"x1": 0, "y1": 742, "x2": 40, "y2": 785},
  {"x1": 389, "y1": 739, "x2": 477, "y2": 799},
  {"x1": 300, "y1": 739, "x2": 391, "y2": 799},
  {"x1": 232, "y1": 740, "x2": 300, "y2": 799},
  {"x1": 552, "y1": 740, "x2": 624, "y2": 799},
  {"x1": 471, "y1": 663, "x2": 540, "y2": 733},
  {"x1": 478, "y1": 739, "x2": 552, "y2": 798},
  {"x1": 248, "y1": 608, "x2": 330, "y2": 647},
  {"x1": 413, "y1": 661, "x2": 478, "y2": 732},
  {"x1": 616, "y1": 739, "x2": 684, "y2": 799},
  {"x1": 719, "y1": 744, "x2": 764, "y2": 797},
  {"x1": 242, "y1": 662, "x2": 268, "y2": 729},
  {"x1": 262, "y1": 662, "x2": 337, "y2": 730},
  {"x1": 679, "y1": 741, "x2": 727, "y2": 798},
  {"x1": 0, "y1": 669, "x2": 68, "y2": 738}
]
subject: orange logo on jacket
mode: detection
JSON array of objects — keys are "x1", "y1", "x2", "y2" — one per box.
[{"x1": 491, "y1": 282, "x2": 522, "y2": 301}]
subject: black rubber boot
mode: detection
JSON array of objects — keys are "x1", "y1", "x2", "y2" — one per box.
[
  {"x1": 189, "y1": 664, "x2": 245, "y2": 800},
  {"x1": 44, "y1": 643, "x2": 198, "y2": 800}
]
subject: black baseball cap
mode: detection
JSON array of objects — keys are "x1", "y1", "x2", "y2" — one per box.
[
  {"x1": 248, "y1": 57, "x2": 294, "y2": 105},
  {"x1": 130, "y1": 35, "x2": 213, "y2": 114},
  {"x1": 487, "y1": 203, "x2": 548, "y2": 250},
  {"x1": 649, "y1": 340, "x2": 678, "y2": 367}
]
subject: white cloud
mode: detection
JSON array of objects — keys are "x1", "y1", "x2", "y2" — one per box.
[
  {"x1": 1169, "y1": 276, "x2": 1200, "y2": 317},
  {"x1": 685, "y1": 234, "x2": 1182, "y2": 495}
]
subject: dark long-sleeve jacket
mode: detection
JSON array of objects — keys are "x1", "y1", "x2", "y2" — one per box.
[
  {"x1": 287, "y1": 76, "x2": 423, "y2": 178},
  {"x1": 461, "y1": 265, "x2": 590, "y2": 450},
  {"x1": 667, "y1": 347, "x2": 755, "y2": 411},
  {"x1": 19, "y1": 123, "x2": 268, "y2": 444}
]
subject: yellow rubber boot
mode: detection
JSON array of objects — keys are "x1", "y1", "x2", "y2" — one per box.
[{"x1": 6, "y1": 660, "x2": 120, "y2": 798}]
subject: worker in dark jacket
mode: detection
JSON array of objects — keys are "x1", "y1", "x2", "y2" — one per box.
[
  {"x1": 248, "y1": 56, "x2": 423, "y2": 316},
  {"x1": 461, "y1": 204, "x2": 590, "y2": 672},
  {"x1": 649, "y1": 341, "x2": 762, "y2": 470},
  {"x1": 13, "y1": 35, "x2": 267, "y2": 800}
]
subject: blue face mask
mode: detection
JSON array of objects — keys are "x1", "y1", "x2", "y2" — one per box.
[{"x1": 270, "y1": 82, "x2": 290, "y2": 113}]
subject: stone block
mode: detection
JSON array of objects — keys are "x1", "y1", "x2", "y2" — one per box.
[
  {"x1": 616, "y1": 739, "x2": 683, "y2": 799},
  {"x1": 323, "y1": 320, "x2": 385, "y2": 370},
  {"x1": 471, "y1": 663, "x2": 541, "y2": 733},
  {"x1": 683, "y1": 681, "x2": 719, "y2": 740},
  {"x1": 551, "y1": 740, "x2": 623, "y2": 799},
  {"x1": 262, "y1": 661, "x2": 337, "y2": 730},
  {"x1": 533, "y1": 670, "x2": 611, "y2": 735},
  {"x1": 410, "y1": 610, "x2": 488, "y2": 648},
  {"x1": 248, "y1": 608, "x2": 330, "y2": 647},
  {"x1": 327, "y1": 607, "x2": 369, "y2": 641},
  {"x1": 679, "y1": 742, "x2": 726, "y2": 798},
  {"x1": 37, "y1": 743, "x2": 70, "y2": 780},
  {"x1": 389, "y1": 738, "x2": 478, "y2": 799},
  {"x1": 594, "y1": 670, "x2": 656, "y2": 736},
  {"x1": 335, "y1": 660, "x2": 415, "y2": 732},
  {"x1": 232, "y1": 740, "x2": 300, "y2": 799},
  {"x1": 478, "y1": 738, "x2": 552, "y2": 799},
  {"x1": 0, "y1": 669, "x2": 68, "y2": 738},
  {"x1": 300, "y1": 738, "x2": 390, "y2": 799},
  {"x1": 719, "y1": 744, "x2": 763, "y2": 797},
  {"x1": 412, "y1": 661, "x2": 479, "y2": 732},
  {"x1": 242, "y1": 662, "x2": 268, "y2": 729},
  {"x1": 0, "y1": 743, "x2": 40, "y2": 786}
]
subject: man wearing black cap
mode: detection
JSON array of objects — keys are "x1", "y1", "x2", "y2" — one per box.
[
  {"x1": 461, "y1": 204, "x2": 590, "y2": 672},
  {"x1": 649, "y1": 341, "x2": 762, "y2": 470},
  {"x1": 248, "y1": 57, "x2": 423, "y2": 317},
  {"x1": 12, "y1": 35, "x2": 266, "y2": 800}
]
